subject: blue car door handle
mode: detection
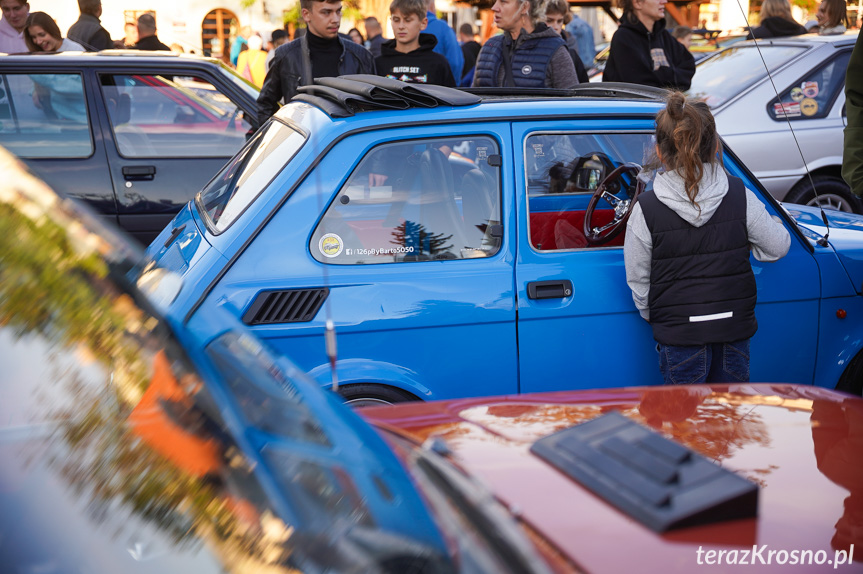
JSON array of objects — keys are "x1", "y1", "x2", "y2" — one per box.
[{"x1": 527, "y1": 280, "x2": 573, "y2": 300}]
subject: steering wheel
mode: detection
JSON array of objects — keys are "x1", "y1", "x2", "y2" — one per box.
[{"x1": 582, "y1": 162, "x2": 645, "y2": 245}]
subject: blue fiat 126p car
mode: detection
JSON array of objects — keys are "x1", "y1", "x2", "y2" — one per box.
[{"x1": 146, "y1": 77, "x2": 863, "y2": 405}]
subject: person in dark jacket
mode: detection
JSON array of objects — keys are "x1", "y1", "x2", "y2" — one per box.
[
  {"x1": 66, "y1": 0, "x2": 111, "y2": 51},
  {"x1": 624, "y1": 92, "x2": 790, "y2": 384},
  {"x1": 364, "y1": 16, "x2": 386, "y2": 58},
  {"x1": 472, "y1": 0, "x2": 578, "y2": 88},
  {"x1": 603, "y1": 0, "x2": 695, "y2": 90},
  {"x1": 544, "y1": 0, "x2": 590, "y2": 84},
  {"x1": 376, "y1": 0, "x2": 455, "y2": 86},
  {"x1": 257, "y1": 0, "x2": 376, "y2": 125},
  {"x1": 843, "y1": 33, "x2": 863, "y2": 196},
  {"x1": 458, "y1": 23, "x2": 481, "y2": 81},
  {"x1": 133, "y1": 13, "x2": 170, "y2": 51},
  {"x1": 746, "y1": 0, "x2": 807, "y2": 39}
]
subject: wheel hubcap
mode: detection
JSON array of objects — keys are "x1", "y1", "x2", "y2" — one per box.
[{"x1": 806, "y1": 193, "x2": 854, "y2": 212}]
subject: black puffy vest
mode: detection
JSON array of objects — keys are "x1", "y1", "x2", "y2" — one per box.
[
  {"x1": 473, "y1": 33, "x2": 564, "y2": 87},
  {"x1": 639, "y1": 175, "x2": 757, "y2": 346}
]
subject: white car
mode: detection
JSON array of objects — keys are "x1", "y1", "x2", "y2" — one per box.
[{"x1": 690, "y1": 32, "x2": 860, "y2": 212}]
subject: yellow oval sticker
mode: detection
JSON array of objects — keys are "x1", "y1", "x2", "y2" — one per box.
[
  {"x1": 800, "y1": 98, "x2": 818, "y2": 117},
  {"x1": 319, "y1": 233, "x2": 343, "y2": 258}
]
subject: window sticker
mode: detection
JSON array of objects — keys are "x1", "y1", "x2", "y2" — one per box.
[
  {"x1": 774, "y1": 102, "x2": 801, "y2": 118},
  {"x1": 790, "y1": 87, "x2": 805, "y2": 102},
  {"x1": 802, "y1": 81, "x2": 819, "y2": 99},
  {"x1": 319, "y1": 233, "x2": 344, "y2": 258},
  {"x1": 800, "y1": 98, "x2": 818, "y2": 117},
  {"x1": 532, "y1": 143, "x2": 545, "y2": 158}
]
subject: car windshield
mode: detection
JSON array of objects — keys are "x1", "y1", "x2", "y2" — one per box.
[
  {"x1": 689, "y1": 44, "x2": 808, "y2": 108},
  {"x1": 197, "y1": 119, "x2": 306, "y2": 233}
]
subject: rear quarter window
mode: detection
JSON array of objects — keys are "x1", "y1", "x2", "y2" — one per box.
[{"x1": 768, "y1": 50, "x2": 852, "y2": 121}]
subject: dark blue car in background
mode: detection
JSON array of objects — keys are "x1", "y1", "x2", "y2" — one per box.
[{"x1": 146, "y1": 79, "x2": 863, "y2": 405}]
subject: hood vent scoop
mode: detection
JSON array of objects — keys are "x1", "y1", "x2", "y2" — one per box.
[
  {"x1": 530, "y1": 411, "x2": 758, "y2": 532},
  {"x1": 242, "y1": 288, "x2": 329, "y2": 325}
]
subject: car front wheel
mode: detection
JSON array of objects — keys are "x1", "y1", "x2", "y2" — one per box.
[
  {"x1": 338, "y1": 384, "x2": 420, "y2": 408},
  {"x1": 785, "y1": 175, "x2": 862, "y2": 214}
]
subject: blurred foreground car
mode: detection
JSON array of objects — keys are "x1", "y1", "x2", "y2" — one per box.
[
  {"x1": 2, "y1": 146, "x2": 861, "y2": 574},
  {"x1": 0, "y1": 51, "x2": 260, "y2": 243},
  {"x1": 146, "y1": 78, "x2": 863, "y2": 405},
  {"x1": 689, "y1": 32, "x2": 860, "y2": 212}
]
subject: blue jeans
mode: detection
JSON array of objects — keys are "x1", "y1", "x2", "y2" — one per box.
[{"x1": 658, "y1": 339, "x2": 750, "y2": 385}]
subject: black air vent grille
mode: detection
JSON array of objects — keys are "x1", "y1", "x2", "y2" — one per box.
[
  {"x1": 243, "y1": 288, "x2": 329, "y2": 325},
  {"x1": 530, "y1": 411, "x2": 758, "y2": 532}
]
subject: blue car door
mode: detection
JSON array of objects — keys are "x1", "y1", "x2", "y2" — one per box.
[
  {"x1": 512, "y1": 119, "x2": 821, "y2": 393},
  {"x1": 216, "y1": 123, "x2": 518, "y2": 401}
]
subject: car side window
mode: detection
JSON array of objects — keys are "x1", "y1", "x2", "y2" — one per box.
[
  {"x1": 770, "y1": 50, "x2": 852, "y2": 121},
  {"x1": 525, "y1": 132, "x2": 653, "y2": 251},
  {"x1": 99, "y1": 74, "x2": 252, "y2": 158},
  {"x1": 0, "y1": 73, "x2": 92, "y2": 159},
  {"x1": 311, "y1": 136, "x2": 502, "y2": 264}
]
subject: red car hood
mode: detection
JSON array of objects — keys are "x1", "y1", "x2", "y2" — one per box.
[{"x1": 361, "y1": 384, "x2": 863, "y2": 573}]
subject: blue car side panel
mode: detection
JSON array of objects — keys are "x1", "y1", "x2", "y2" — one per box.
[
  {"x1": 147, "y1": 99, "x2": 863, "y2": 399},
  {"x1": 211, "y1": 123, "x2": 518, "y2": 401}
]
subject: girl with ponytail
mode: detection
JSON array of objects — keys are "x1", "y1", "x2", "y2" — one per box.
[{"x1": 624, "y1": 91, "x2": 791, "y2": 385}]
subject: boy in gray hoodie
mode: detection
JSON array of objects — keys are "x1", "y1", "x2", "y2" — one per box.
[{"x1": 624, "y1": 92, "x2": 790, "y2": 384}]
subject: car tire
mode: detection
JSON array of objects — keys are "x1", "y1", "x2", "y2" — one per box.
[
  {"x1": 785, "y1": 175, "x2": 862, "y2": 214},
  {"x1": 338, "y1": 384, "x2": 420, "y2": 408}
]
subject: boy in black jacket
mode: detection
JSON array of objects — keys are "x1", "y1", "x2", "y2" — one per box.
[{"x1": 375, "y1": 0, "x2": 455, "y2": 87}]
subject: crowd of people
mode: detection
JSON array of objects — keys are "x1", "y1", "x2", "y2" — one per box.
[
  {"x1": 0, "y1": 0, "x2": 175, "y2": 54},
  {"x1": 2, "y1": 0, "x2": 852, "y2": 98}
]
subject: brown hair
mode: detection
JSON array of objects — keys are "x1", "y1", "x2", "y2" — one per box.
[
  {"x1": 671, "y1": 25, "x2": 692, "y2": 39},
  {"x1": 545, "y1": 0, "x2": 573, "y2": 23},
  {"x1": 654, "y1": 91, "x2": 719, "y2": 207},
  {"x1": 300, "y1": 0, "x2": 341, "y2": 11},
  {"x1": 760, "y1": 0, "x2": 796, "y2": 23},
  {"x1": 614, "y1": 0, "x2": 641, "y2": 23},
  {"x1": 390, "y1": 0, "x2": 426, "y2": 20},
  {"x1": 24, "y1": 11, "x2": 61, "y2": 52},
  {"x1": 77, "y1": 0, "x2": 100, "y2": 17},
  {"x1": 820, "y1": 0, "x2": 849, "y2": 28}
]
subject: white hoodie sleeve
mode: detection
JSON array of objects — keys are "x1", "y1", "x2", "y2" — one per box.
[
  {"x1": 623, "y1": 202, "x2": 652, "y2": 321},
  {"x1": 745, "y1": 188, "x2": 791, "y2": 262}
]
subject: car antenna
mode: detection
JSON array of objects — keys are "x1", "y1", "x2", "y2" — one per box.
[
  {"x1": 730, "y1": 0, "x2": 831, "y2": 247},
  {"x1": 301, "y1": 39, "x2": 340, "y2": 393}
]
